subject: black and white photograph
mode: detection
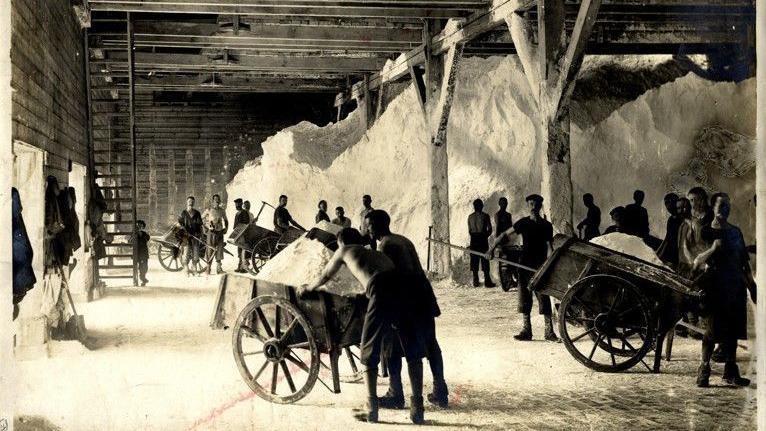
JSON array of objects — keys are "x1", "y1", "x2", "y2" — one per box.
[{"x1": 0, "y1": 0, "x2": 764, "y2": 429}]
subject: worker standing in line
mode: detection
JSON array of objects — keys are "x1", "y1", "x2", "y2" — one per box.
[
  {"x1": 332, "y1": 206, "x2": 352, "y2": 228},
  {"x1": 678, "y1": 187, "x2": 713, "y2": 340},
  {"x1": 657, "y1": 193, "x2": 681, "y2": 267},
  {"x1": 232, "y1": 198, "x2": 250, "y2": 273},
  {"x1": 202, "y1": 194, "x2": 228, "y2": 275},
  {"x1": 316, "y1": 200, "x2": 331, "y2": 224},
  {"x1": 603, "y1": 206, "x2": 625, "y2": 234},
  {"x1": 495, "y1": 197, "x2": 514, "y2": 290},
  {"x1": 358, "y1": 194, "x2": 376, "y2": 250},
  {"x1": 576, "y1": 193, "x2": 601, "y2": 240},
  {"x1": 305, "y1": 228, "x2": 426, "y2": 424},
  {"x1": 467, "y1": 199, "x2": 496, "y2": 288},
  {"x1": 490, "y1": 194, "x2": 558, "y2": 342},
  {"x1": 273, "y1": 194, "x2": 304, "y2": 234},
  {"x1": 179, "y1": 196, "x2": 203, "y2": 275},
  {"x1": 365, "y1": 210, "x2": 448, "y2": 415}
]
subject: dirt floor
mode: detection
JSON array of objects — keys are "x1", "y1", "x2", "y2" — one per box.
[{"x1": 14, "y1": 259, "x2": 757, "y2": 431}]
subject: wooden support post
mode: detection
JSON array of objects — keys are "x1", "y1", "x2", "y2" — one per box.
[
  {"x1": 375, "y1": 83, "x2": 385, "y2": 120},
  {"x1": 428, "y1": 43, "x2": 463, "y2": 277},
  {"x1": 185, "y1": 149, "x2": 194, "y2": 204},
  {"x1": 127, "y1": 12, "x2": 139, "y2": 286},
  {"x1": 363, "y1": 75, "x2": 373, "y2": 128},
  {"x1": 148, "y1": 145, "x2": 158, "y2": 230},
  {"x1": 505, "y1": 0, "x2": 601, "y2": 236},
  {"x1": 168, "y1": 153, "x2": 177, "y2": 223},
  {"x1": 409, "y1": 65, "x2": 427, "y2": 118}
]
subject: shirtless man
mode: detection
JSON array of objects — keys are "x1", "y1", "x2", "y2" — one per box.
[{"x1": 305, "y1": 228, "x2": 425, "y2": 424}]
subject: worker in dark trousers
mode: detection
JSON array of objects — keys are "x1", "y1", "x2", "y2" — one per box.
[
  {"x1": 202, "y1": 194, "x2": 228, "y2": 274},
  {"x1": 576, "y1": 193, "x2": 601, "y2": 240},
  {"x1": 692, "y1": 193, "x2": 756, "y2": 388},
  {"x1": 306, "y1": 228, "x2": 426, "y2": 424},
  {"x1": 495, "y1": 197, "x2": 514, "y2": 290},
  {"x1": 130, "y1": 220, "x2": 150, "y2": 286},
  {"x1": 468, "y1": 199, "x2": 495, "y2": 287},
  {"x1": 233, "y1": 198, "x2": 250, "y2": 273},
  {"x1": 366, "y1": 210, "x2": 448, "y2": 414},
  {"x1": 490, "y1": 194, "x2": 557, "y2": 342},
  {"x1": 179, "y1": 196, "x2": 203, "y2": 275}
]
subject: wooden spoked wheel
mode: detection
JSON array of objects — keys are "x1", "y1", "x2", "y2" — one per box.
[
  {"x1": 248, "y1": 237, "x2": 276, "y2": 275},
  {"x1": 559, "y1": 274, "x2": 653, "y2": 372},
  {"x1": 232, "y1": 296, "x2": 320, "y2": 403},
  {"x1": 157, "y1": 244, "x2": 184, "y2": 272}
]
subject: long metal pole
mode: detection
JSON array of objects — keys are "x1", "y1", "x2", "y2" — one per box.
[{"x1": 127, "y1": 12, "x2": 138, "y2": 286}]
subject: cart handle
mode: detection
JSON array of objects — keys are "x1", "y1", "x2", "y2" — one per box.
[{"x1": 425, "y1": 237, "x2": 538, "y2": 273}]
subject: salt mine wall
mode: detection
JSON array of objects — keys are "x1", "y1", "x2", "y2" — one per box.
[
  {"x1": 11, "y1": 0, "x2": 89, "y2": 182},
  {"x1": 227, "y1": 55, "x2": 755, "y2": 271}
]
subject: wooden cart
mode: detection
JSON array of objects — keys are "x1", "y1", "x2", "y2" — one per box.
[
  {"x1": 529, "y1": 235, "x2": 700, "y2": 373},
  {"x1": 153, "y1": 226, "x2": 230, "y2": 274},
  {"x1": 212, "y1": 227, "x2": 364, "y2": 403}
]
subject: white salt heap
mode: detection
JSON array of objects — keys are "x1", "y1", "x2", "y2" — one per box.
[
  {"x1": 590, "y1": 233, "x2": 667, "y2": 267},
  {"x1": 255, "y1": 237, "x2": 364, "y2": 297},
  {"x1": 228, "y1": 55, "x2": 755, "y2": 273}
]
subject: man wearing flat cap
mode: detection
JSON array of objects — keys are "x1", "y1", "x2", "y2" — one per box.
[
  {"x1": 233, "y1": 198, "x2": 250, "y2": 273},
  {"x1": 490, "y1": 194, "x2": 558, "y2": 342}
]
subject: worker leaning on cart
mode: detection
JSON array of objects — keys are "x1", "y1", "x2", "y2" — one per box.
[
  {"x1": 232, "y1": 198, "x2": 251, "y2": 273},
  {"x1": 489, "y1": 194, "x2": 559, "y2": 342},
  {"x1": 273, "y1": 194, "x2": 304, "y2": 233},
  {"x1": 304, "y1": 227, "x2": 428, "y2": 425}
]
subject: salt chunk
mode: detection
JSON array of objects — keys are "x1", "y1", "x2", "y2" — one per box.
[
  {"x1": 589, "y1": 233, "x2": 667, "y2": 268},
  {"x1": 256, "y1": 237, "x2": 364, "y2": 297}
]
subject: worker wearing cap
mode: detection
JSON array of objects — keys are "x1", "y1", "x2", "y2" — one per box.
[
  {"x1": 233, "y1": 198, "x2": 250, "y2": 273},
  {"x1": 490, "y1": 194, "x2": 557, "y2": 342}
]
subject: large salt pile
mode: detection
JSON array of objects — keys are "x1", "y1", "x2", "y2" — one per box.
[
  {"x1": 590, "y1": 233, "x2": 667, "y2": 267},
  {"x1": 228, "y1": 55, "x2": 755, "y2": 272},
  {"x1": 256, "y1": 237, "x2": 363, "y2": 297}
]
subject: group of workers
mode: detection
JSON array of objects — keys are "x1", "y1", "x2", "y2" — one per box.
[{"x1": 465, "y1": 187, "x2": 756, "y2": 388}]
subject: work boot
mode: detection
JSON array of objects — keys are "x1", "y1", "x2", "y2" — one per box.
[
  {"x1": 514, "y1": 314, "x2": 532, "y2": 341},
  {"x1": 410, "y1": 396, "x2": 425, "y2": 425},
  {"x1": 407, "y1": 360, "x2": 425, "y2": 424},
  {"x1": 427, "y1": 381, "x2": 449, "y2": 408},
  {"x1": 354, "y1": 368, "x2": 379, "y2": 422},
  {"x1": 378, "y1": 388, "x2": 405, "y2": 409},
  {"x1": 544, "y1": 315, "x2": 559, "y2": 342},
  {"x1": 723, "y1": 362, "x2": 751, "y2": 387},
  {"x1": 216, "y1": 263, "x2": 223, "y2": 274},
  {"x1": 484, "y1": 275, "x2": 496, "y2": 288},
  {"x1": 472, "y1": 272, "x2": 480, "y2": 287},
  {"x1": 696, "y1": 362, "x2": 711, "y2": 388}
]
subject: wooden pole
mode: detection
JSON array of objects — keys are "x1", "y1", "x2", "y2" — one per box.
[{"x1": 127, "y1": 12, "x2": 139, "y2": 286}]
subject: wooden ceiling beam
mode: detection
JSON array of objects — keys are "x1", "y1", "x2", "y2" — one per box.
[
  {"x1": 89, "y1": 0, "x2": 484, "y2": 18},
  {"x1": 92, "y1": 51, "x2": 388, "y2": 72}
]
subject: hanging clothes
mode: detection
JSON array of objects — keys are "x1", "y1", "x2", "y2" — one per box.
[{"x1": 13, "y1": 187, "x2": 36, "y2": 319}]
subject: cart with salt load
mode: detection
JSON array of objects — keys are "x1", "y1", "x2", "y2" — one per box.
[
  {"x1": 528, "y1": 234, "x2": 700, "y2": 373},
  {"x1": 428, "y1": 234, "x2": 700, "y2": 373},
  {"x1": 212, "y1": 226, "x2": 367, "y2": 403},
  {"x1": 227, "y1": 201, "x2": 306, "y2": 275}
]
